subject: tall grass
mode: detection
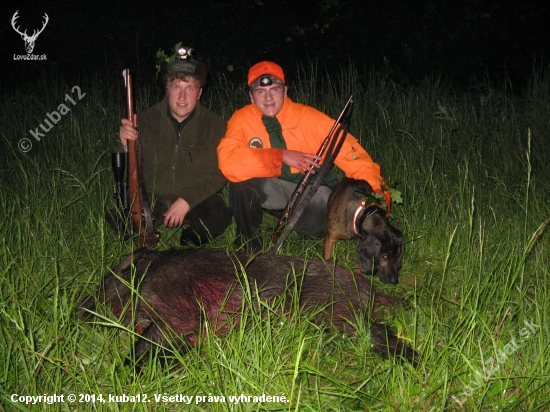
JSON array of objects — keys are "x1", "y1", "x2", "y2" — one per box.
[{"x1": 0, "y1": 65, "x2": 549, "y2": 411}]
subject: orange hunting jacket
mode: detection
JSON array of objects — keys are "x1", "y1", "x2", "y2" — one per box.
[{"x1": 218, "y1": 97, "x2": 386, "y2": 194}]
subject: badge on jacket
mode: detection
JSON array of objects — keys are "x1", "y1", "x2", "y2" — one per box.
[{"x1": 248, "y1": 137, "x2": 263, "y2": 149}]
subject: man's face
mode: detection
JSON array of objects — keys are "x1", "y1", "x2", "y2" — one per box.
[
  {"x1": 249, "y1": 82, "x2": 287, "y2": 117},
  {"x1": 166, "y1": 77, "x2": 202, "y2": 122}
]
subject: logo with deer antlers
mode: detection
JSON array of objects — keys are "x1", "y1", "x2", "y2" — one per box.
[{"x1": 11, "y1": 11, "x2": 49, "y2": 54}]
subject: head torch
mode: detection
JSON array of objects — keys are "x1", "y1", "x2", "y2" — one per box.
[
  {"x1": 250, "y1": 75, "x2": 284, "y2": 91},
  {"x1": 177, "y1": 47, "x2": 193, "y2": 59},
  {"x1": 164, "y1": 46, "x2": 208, "y2": 87}
]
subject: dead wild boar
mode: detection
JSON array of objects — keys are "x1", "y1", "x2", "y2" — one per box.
[{"x1": 79, "y1": 248, "x2": 417, "y2": 364}]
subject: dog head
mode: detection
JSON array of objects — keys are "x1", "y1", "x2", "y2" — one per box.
[{"x1": 356, "y1": 208, "x2": 404, "y2": 284}]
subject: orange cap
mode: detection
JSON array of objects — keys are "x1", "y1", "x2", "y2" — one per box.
[{"x1": 247, "y1": 61, "x2": 285, "y2": 86}]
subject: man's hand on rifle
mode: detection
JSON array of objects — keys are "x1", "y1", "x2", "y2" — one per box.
[
  {"x1": 163, "y1": 197, "x2": 191, "y2": 228},
  {"x1": 119, "y1": 117, "x2": 138, "y2": 147},
  {"x1": 282, "y1": 150, "x2": 322, "y2": 175}
]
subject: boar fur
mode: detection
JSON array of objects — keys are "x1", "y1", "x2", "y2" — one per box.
[{"x1": 80, "y1": 248, "x2": 417, "y2": 365}]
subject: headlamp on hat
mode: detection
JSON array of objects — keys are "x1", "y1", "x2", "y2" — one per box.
[
  {"x1": 177, "y1": 47, "x2": 193, "y2": 60},
  {"x1": 156, "y1": 43, "x2": 208, "y2": 87},
  {"x1": 250, "y1": 75, "x2": 284, "y2": 91},
  {"x1": 247, "y1": 61, "x2": 286, "y2": 88}
]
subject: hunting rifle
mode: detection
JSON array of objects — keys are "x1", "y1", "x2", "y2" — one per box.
[
  {"x1": 119, "y1": 69, "x2": 159, "y2": 249},
  {"x1": 270, "y1": 95, "x2": 354, "y2": 253}
]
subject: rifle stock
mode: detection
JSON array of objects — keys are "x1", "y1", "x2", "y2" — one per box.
[{"x1": 123, "y1": 69, "x2": 158, "y2": 249}]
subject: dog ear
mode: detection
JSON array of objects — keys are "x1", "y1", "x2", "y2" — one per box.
[
  {"x1": 357, "y1": 234, "x2": 382, "y2": 275},
  {"x1": 378, "y1": 230, "x2": 403, "y2": 284}
]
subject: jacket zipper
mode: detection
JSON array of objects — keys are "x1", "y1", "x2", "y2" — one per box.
[{"x1": 169, "y1": 129, "x2": 180, "y2": 195}]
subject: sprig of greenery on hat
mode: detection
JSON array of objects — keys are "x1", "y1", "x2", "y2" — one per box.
[{"x1": 155, "y1": 42, "x2": 183, "y2": 75}]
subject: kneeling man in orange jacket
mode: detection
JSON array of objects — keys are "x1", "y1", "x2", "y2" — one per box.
[{"x1": 217, "y1": 61, "x2": 390, "y2": 251}]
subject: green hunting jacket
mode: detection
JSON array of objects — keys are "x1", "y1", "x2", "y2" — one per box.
[{"x1": 131, "y1": 96, "x2": 227, "y2": 212}]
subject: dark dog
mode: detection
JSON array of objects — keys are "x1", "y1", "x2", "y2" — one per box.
[
  {"x1": 324, "y1": 178, "x2": 404, "y2": 284},
  {"x1": 80, "y1": 248, "x2": 417, "y2": 364}
]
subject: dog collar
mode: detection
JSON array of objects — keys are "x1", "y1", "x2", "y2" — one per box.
[{"x1": 353, "y1": 200, "x2": 379, "y2": 235}]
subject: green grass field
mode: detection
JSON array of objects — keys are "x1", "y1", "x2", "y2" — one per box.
[{"x1": 1, "y1": 65, "x2": 549, "y2": 411}]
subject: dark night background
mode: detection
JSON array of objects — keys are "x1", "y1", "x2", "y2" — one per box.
[{"x1": 1, "y1": 0, "x2": 549, "y2": 90}]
